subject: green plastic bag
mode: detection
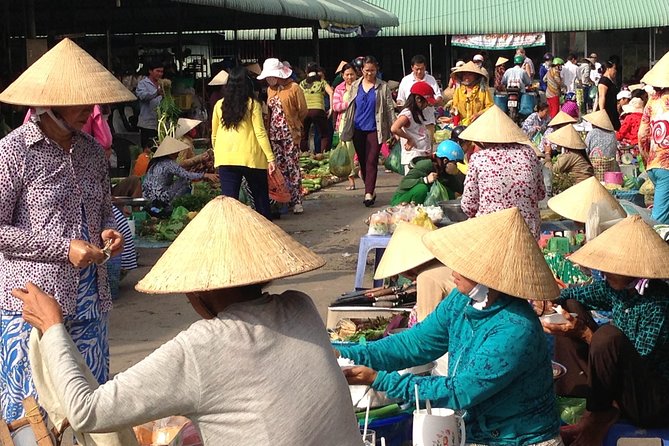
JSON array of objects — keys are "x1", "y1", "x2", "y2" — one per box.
[
  {"x1": 329, "y1": 143, "x2": 353, "y2": 178},
  {"x1": 557, "y1": 396, "x2": 586, "y2": 425},
  {"x1": 424, "y1": 181, "x2": 450, "y2": 206},
  {"x1": 532, "y1": 131, "x2": 543, "y2": 147},
  {"x1": 383, "y1": 141, "x2": 402, "y2": 174}
]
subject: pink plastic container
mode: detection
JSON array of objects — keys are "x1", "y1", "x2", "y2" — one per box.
[{"x1": 603, "y1": 171, "x2": 624, "y2": 185}]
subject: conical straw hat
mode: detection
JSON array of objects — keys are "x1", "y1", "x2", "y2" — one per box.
[
  {"x1": 569, "y1": 215, "x2": 669, "y2": 278},
  {"x1": 136, "y1": 196, "x2": 325, "y2": 293},
  {"x1": 548, "y1": 111, "x2": 578, "y2": 127},
  {"x1": 174, "y1": 118, "x2": 202, "y2": 139},
  {"x1": 451, "y1": 61, "x2": 489, "y2": 82},
  {"x1": 0, "y1": 38, "x2": 135, "y2": 107},
  {"x1": 547, "y1": 124, "x2": 586, "y2": 150},
  {"x1": 583, "y1": 110, "x2": 614, "y2": 131},
  {"x1": 335, "y1": 60, "x2": 348, "y2": 73},
  {"x1": 547, "y1": 176, "x2": 625, "y2": 223},
  {"x1": 208, "y1": 69, "x2": 229, "y2": 86},
  {"x1": 641, "y1": 50, "x2": 669, "y2": 88},
  {"x1": 373, "y1": 222, "x2": 436, "y2": 280},
  {"x1": 153, "y1": 136, "x2": 189, "y2": 158},
  {"x1": 423, "y1": 208, "x2": 559, "y2": 301},
  {"x1": 495, "y1": 57, "x2": 509, "y2": 67},
  {"x1": 246, "y1": 63, "x2": 262, "y2": 76},
  {"x1": 458, "y1": 105, "x2": 532, "y2": 145}
]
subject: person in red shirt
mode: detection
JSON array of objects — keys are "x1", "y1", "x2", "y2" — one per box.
[{"x1": 616, "y1": 97, "x2": 644, "y2": 145}]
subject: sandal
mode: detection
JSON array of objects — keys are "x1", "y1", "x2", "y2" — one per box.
[{"x1": 345, "y1": 185, "x2": 356, "y2": 191}]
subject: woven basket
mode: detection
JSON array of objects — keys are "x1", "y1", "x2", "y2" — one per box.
[{"x1": 591, "y1": 157, "x2": 616, "y2": 181}]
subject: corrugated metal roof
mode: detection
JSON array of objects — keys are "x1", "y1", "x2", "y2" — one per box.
[
  {"x1": 225, "y1": 0, "x2": 669, "y2": 40},
  {"x1": 366, "y1": 0, "x2": 669, "y2": 35},
  {"x1": 173, "y1": 0, "x2": 399, "y2": 27}
]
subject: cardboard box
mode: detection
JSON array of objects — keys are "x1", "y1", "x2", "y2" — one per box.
[{"x1": 326, "y1": 306, "x2": 411, "y2": 330}]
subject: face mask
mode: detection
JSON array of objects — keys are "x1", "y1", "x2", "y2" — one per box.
[
  {"x1": 468, "y1": 284, "x2": 489, "y2": 303},
  {"x1": 34, "y1": 107, "x2": 75, "y2": 133}
]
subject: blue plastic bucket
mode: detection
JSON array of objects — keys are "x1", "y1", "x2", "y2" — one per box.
[
  {"x1": 520, "y1": 92, "x2": 537, "y2": 116},
  {"x1": 364, "y1": 413, "x2": 412, "y2": 446},
  {"x1": 494, "y1": 93, "x2": 508, "y2": 113}
]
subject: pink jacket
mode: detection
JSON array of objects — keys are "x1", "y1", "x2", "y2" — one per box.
[{"x1": 332, "y1": 82, "x2": 350, "y2": 130}]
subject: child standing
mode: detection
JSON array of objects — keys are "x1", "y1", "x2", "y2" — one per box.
[{"x1": 391, "y1": 81, "x2": 436, "y2": 174}]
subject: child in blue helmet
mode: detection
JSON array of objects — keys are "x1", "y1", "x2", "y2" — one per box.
[{"x1": 390, "y1": 140, "x2": 465, "y2": 205}]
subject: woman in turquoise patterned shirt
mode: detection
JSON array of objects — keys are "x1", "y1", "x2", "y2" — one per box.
[
  {"x1": 543, "y1": 216, "x2": 669, "y2": 446},
  {"x1": 339, "y1": 208, "x2": 562, "y2": 445}
]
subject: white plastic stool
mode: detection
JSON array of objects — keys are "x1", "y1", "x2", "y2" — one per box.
[{"x1": 354, "y1": 234, "x2": 391, "y2": 290}]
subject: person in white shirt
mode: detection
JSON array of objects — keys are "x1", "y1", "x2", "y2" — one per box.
[
  {"x1": 472, "y1": 54, "x2": 490, "y2": 84},
  {"x1": 561, "y1": 53, "x2": 580, "y2": 94},
  {"x1": 502, "y1": 55, "x2": 532, "y2": 93},
  {"x1": 588, "y1": 53, "x2": 602, "y2": 85},
  {"x1": 397, "y1": 54, "x2": 443, "y2": 139},
  {"x1": 392, "y1": 81, "x2": 436, "y2": 174}
]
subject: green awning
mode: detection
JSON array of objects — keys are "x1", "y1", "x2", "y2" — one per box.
[{"x1": 172, "y1": 0, "x2": 399, "y2": 28}]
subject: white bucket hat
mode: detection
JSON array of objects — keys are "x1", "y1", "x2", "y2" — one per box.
[{"x1": 257, "y1": 58, "x2": 292, "y2": 80}]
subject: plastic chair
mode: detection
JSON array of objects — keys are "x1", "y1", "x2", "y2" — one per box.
[
  {"x1": 604, "y1": 421, "x2": 669, "y2": 446},
  {"x1": 354, "y1": 234, "x2": 392, "y2": 290}
]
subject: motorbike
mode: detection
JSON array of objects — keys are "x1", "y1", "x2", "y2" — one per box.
[{"x1": 506, "y1": 79, "x2": 521, "y2": 122}]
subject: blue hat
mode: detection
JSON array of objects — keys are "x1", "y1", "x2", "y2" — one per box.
[{"x1": 436, "y1": 140, "x2": 464, "y2": 161}]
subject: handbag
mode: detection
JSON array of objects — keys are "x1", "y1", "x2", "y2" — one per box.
[{"x1": 267, "y1": 169, "x2": 291, "y2": 203}]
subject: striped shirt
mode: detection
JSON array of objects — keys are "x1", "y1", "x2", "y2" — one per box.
[{"x1": 111, "y1": 205, "x2": 137, "y2": 270}]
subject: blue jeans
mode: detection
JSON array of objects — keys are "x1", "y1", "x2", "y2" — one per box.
[
  {"x1": 648, "y1": 168, "x2": 669, "y2": 224},
  {"x1": 218, "y1": 165, "x2": 271, "y2": 219}
]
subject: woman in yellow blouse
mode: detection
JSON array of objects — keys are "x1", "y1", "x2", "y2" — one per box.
[
  {"x1": 450, "y1": 61, "x2": 494, "y2": 126},
  {"x1": 211, "y1": 67, "x2": 276, "y2": 219}
]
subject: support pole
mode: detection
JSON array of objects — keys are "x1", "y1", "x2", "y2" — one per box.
[
  {"x1": 312, "y1": 24, "x2": 320, "y2": 65},
  {"x1": 429, "y1": 43, "x2": 433, "y2": 74},
  {"x1": 400, "y1": 48, "x2": 406, "y2": 77}
]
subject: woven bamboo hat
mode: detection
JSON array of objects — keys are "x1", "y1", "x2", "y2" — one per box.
[
  {"x1": 0, "y1": 38, "x2": 135, "y2": 107},
  {"x1": 387, "y1": 80, "x2": 400, "y2": 90},
  {"x1": 245, "y1": 63, "x2": 262, "y2": 76},
  {"x1": 422, "y1": 208, "x2": 559, "y2": 301},
  {"x1": 136, "y1": 196, "x2": 325, "y2": 293},
  {"x1": 451, "y1": 61, "x2": 489, "y2": 82},
  {"x1": 174, "y1": 118, "x2": 202, "y2": 139},
  {"x1": 547, "y1": 176, "x2": 625, "y2": 223},
  {"x1": 641, "y1": 50, "x2": 669, "y2": 88},
  {"x1": 458, "y1": 105, "x2": 532, "y2": 145},
  {"x1": 335, "y1": 60, "x2": 348, "y2": 74},
  {"x1": 153, "y1": 136, "x2": 189, "y2": 158},
  {"x1": 569, "y1": 215, "x2": 669, "y2": 278},
  {"x1": 208, "y1": 69, "x2": 229, "y2": 86},
  {"x1": 373, "y1": 222, "x2": 436, "y2": 280},
  {"x1": 548, "y1": 111, "x2": 578, "y2": 127},
  {"x1": 495, "y1": 57, "x2": 509, "y2": 67},
  {"x1": 583, "y1": 109, "x2": 614, "y2": 131},
  {"x1": 547, "y1": 124, "x2": 586, "y2": 150}
]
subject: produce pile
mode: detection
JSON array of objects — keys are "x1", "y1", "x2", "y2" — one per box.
[
  {"x1": 137, "y1": 182, "x2": 219, "y2": 242},
  {"x1": 329, "y1": 315, "x2": 408, "y2": 343},
  {"x1": 299, "y1": 152, "x2": 346, "y2": 195}
]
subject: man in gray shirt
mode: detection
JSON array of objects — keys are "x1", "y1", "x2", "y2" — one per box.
[{"x1": 135, "y1": 61, "x2": 164, "y2": 149}]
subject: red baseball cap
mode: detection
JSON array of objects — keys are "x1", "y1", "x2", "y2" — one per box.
[{"x1": 409, "y1": 81, "x2": 436, "y2": 105}]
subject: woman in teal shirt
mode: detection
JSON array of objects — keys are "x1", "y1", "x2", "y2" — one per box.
[
  {"x1": 543, "y1": 215, "x2": 669, "y2": 446},
  {"x1": 340, "y1": 208, "x2": 562, "y2": 446}
]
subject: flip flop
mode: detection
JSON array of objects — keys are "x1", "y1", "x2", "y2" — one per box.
[{"x1": 345, "y1": 185, "x2": 356, "y2": 191}]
